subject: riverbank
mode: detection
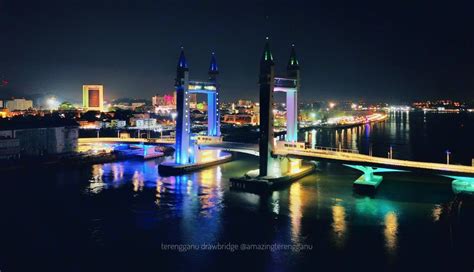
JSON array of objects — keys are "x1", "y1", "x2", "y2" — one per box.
[{"x1": 300, "y1": 113, "x2": 388, "y2": 130}]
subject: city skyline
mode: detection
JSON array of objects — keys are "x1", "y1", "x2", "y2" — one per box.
[{"x1": 1, "y1": 0, "x2": 474, "y2": 103}]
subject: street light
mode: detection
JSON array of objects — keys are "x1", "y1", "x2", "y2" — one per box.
[{"x1": 446, "y1": 150, "x2": 451, "y2": 165}]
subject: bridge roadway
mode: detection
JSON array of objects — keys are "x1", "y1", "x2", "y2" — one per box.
[
  {"x1": 78, "y1": 138, "x2": 474, "y2": 177},
  {"x1": 78, "y1": 137, "x2": 175, "y2": 145},
  {"x1": 203, "y1": 142, "x2": 474, "y2": 177},
  {"x1": 274, "y1": 147, "x2": 474, "y2": 177}
]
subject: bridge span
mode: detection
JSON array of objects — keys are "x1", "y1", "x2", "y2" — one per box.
[
  {"x1": 78, "y1": 137, "x2": 175, "y2": 145},
  {"x1": 78, "y1": 137, "x2": 474, "y2": 193},
  {"x1": 207, "y1": 140, "x2": 474, "y2": 193},
  {"x1": 274, "y1": 146, "x2": 474, "y2": 177},
  {"x1": 82, "y1": 137, "x2": 474, "y2": 176}
]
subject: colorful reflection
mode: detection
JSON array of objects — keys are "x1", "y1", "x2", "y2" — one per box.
[
  {"x1": 384, "y1": 211, "x2": 399, "y2": 253},
  {"x1": 331, "y1": 199, "x2": 347, "y2": 247},
  {"x1": 289, "y1": 183, "x2": 303, "y2": 242}
]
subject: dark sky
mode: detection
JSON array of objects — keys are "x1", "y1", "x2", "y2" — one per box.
[{"x1": 1, "y1": 0, "x2": 474, "y2": 103}]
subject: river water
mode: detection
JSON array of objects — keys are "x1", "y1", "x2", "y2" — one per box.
[{"x1": 1, "y1": 112, "x2": 474, "y2": 271}]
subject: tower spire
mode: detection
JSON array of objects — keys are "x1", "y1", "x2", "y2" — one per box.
[
  {"x1": 287, "y1": 44, "x2": 299, "y2": 70},
  {"x1": 177, "y1": 47, "x2": 188, "y2": 70},
  {"x1": 209, "y1": 52, "x2": 218, "y2": 74},
  {"x1": 260, "y1": 37, "x2": 274, "y2": 66}
]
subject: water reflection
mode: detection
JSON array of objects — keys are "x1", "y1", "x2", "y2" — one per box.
[
  {"x1": 384, "y1": 211, "x2": 398, "y2": 254},
  {"x1": 3, "y1": 112, "x2": 472, "y2": 271},
  {"x1": 432, "y1": 204, "x2": 443, "y2": 222},
  {"x1": 289, "y1": 183, "x2": 303, "y2": 243},
  {"x1": 86, "y1": 159, "x2": 225, "y2": 216},
  {"x1": 132, "y1": 170, "x2": 144, "y2": 192},
  {"x1": 331, "y1": 199, "x2": 347, "y2": 247},
  {"x1": 89, "y1": 164, "x2": 104, "y2": 194}
]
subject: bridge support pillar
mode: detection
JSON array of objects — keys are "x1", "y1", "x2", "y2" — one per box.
[
  {"x1": 344, "y1": 164, "x2": 406, "y2": 193},
  {"x1": 444, "y1": 175, "x2": 474, "y2": 195}
]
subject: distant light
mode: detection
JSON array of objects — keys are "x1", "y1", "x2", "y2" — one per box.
[
  {"x1": 329, "y1": 102, "x2": 336, "y2": 109},
  {"x1": 47, "y1": 97, "x2": 59, "y2": 110}
]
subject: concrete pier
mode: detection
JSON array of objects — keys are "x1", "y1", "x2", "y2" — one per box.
[
  {"x1": 158, "y1": 151, "x2": 232, "y2": 175},
  {"x1": 230, "y1": 162, "x2": 315, "y2": 193},
  {"x1": 353, "y1": 174, "x2": 383, "y2": 193}
]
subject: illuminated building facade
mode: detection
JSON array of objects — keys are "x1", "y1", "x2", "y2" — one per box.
[
  {"x1": 153, "y1": 92, "x2": 177, "y2": 115},
  {"x1": 82, "y1": 85, "x2": 104, "y2": 112},
  {"x1": 223, "y1": 114, "x2": 258, "y2": 125},
  {"x1": 152, "y1": 92, "x2": 177, "y2": 107},
  {"x1": 5, "y1": 99, "x2": 33, "y2": 111},
  {"x1": 174, "y1": 49, "x2": 221, "y2": 165}
]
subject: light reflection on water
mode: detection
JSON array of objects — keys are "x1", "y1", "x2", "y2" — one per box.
[
  {"x1": 82, "y1": 154, "x2": 455, "y2": 263},
  {"x1": 69, "y1": 112, "x2": 474, "y2": 269},
  {"x1": 384, "y1": 211, "x2": 398, "y2": 253},
  {"x1": 289, "y1": 183, "x2": 302, "y2": 243},
  {"x1": 331, "y1": 199, "x2": 347, "y2": 248}
]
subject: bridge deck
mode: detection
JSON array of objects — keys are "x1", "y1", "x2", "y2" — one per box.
[
  {"x1": 274, "y1": 148, "x2": 474, "y2": 176},
  {"x1": 78, "y1": 138, "x2": 474, "y2": 176},
  {"x1": 78, "y1": 137, "x2": 175, "y2": 145}
]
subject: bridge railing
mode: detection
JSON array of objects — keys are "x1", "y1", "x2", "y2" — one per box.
[{"x1": 310, "y1": 146, "x2": 359, "y2": 154}]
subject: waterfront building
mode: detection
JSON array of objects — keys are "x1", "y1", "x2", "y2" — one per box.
[
  {"x1": 0, "y1": 120, "x2": 79, "y2": 157},
  {"x1": 82, "y1": 85, "x2": 104, "y2": 112},
  {"x1": 5, "y1": 98, "x2": 33, "y2": 111}
]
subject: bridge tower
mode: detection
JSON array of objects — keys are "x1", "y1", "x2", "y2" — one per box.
[
  {"x1": 207, "y1": 52, "x2": 221, "y2": 137},
  {"x1": 174, "y1": 48, "x2": 191, "y2": 164},
  {"x1": 161, "y1": 48, "x2": 229, "y2": 173},
  {"x1": 285, "y1": 45, "x2": 300, "y2": 142},
  {"x1": 259, "y1": 39, "x2": 276, "y2": 177},
  {"x1": 230, "y1": 40, "x2": 313, "y2": 189},
  {"x1": 259, "y1": 39, "x2": 301, "y2": 177}
]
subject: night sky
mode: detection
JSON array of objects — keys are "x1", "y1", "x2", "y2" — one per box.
[{"x1": 1, "y1": 0, "x2": 474, "y2": 103}]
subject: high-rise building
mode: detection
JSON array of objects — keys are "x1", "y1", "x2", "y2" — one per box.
[{"x1": 82, "y1": 85, "x2": 104, "y2": 112}]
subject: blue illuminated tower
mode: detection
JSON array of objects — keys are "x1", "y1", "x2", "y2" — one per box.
[
  {"x1": 175, "y1": 48, "x2": 191, "y2": 164},
  {"x1": 172, "y1": 49, "x2": 222, "y2": 166},
  {"x1": 207, "y1": 52, "x2": 221, "y2": 137}
]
